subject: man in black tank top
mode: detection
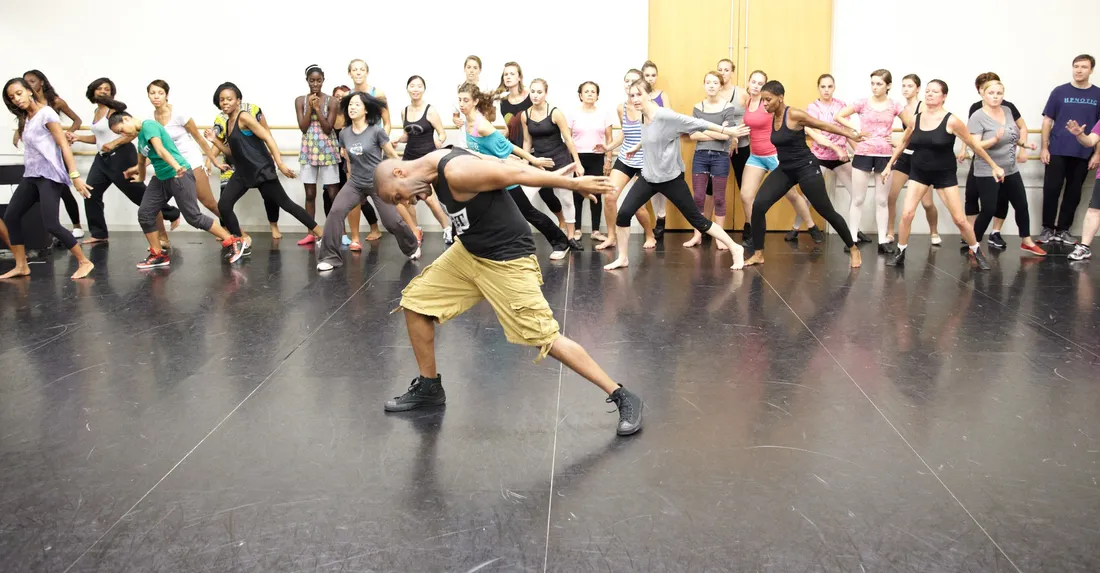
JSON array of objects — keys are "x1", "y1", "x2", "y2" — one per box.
[{"x1": 372, "y1": 148, "x2": 643, "y2": 436}]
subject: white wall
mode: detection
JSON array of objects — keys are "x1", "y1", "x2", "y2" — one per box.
[
  {"x1": 0, "y1": 0, "x2": 647, "y2": 233},
  {"x1": 831, "y1": 0, "x2": 1100, "y2": 237}
]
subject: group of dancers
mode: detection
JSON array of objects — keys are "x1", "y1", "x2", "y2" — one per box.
[{"x1": 3, "y1": 55, "x2": 1099, "y2": 435}]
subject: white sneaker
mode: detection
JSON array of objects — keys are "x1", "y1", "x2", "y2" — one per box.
[
  {"x1": 72, "y1": 228, "x2": 85, "y2": 239},
  {"x1": 930, "y1": 234, "x2": 942, "y2": 246},
  {"x1": 316, "y1": 261, "x2": 334, "y2": 271},
  {"x1": 550, "y1": 249, "x2": 567, "y2": 260},
  {"x1": 409, "y1": 246, "x2": 422, "y2": 260}
]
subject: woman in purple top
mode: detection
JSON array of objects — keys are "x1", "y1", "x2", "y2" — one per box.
[
  {"x1": 20, "y1": 70, "x2": 85, "y2": 239},
  {"x1": 1, "y1": 78, "x2": 94, "y2": 280}
]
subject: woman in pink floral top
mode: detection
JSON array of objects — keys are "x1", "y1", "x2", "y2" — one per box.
[
  {"x1": 805, "y1": 73, "x2": 860, "y2": 246},
  {"x1": 836, "y1": 69, "x2": 905, "y2": 252}
]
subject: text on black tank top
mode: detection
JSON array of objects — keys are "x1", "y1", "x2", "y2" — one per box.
[
  {"x1": 500, "y1": 94, "x2": 532, "y2": 147},
  {"x1": 228, "y1": 113, "x2": 277, "y2": 186},
  {"x1": 771, "y1": 107, "x2": 817, "y2": 171},
  {"x1": 402, "y1": 104, "x2": 436, "y2": 161},
  {"x1": 526, "y1": 107, "x2": 571, "y2": 167},
  {"x1": 435, "y1": 148, "x2": 536, "y2": 261},
  {"x1": 909, "y1": 112, "x2": 955, "y2": 171}
]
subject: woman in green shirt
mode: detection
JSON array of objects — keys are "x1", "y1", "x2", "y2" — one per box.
[{"x1": 105, "y1": 100, "x2": 246, "y2": 269}]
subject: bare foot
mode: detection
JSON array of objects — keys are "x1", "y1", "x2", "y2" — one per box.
[
  {"x1": 683, "y1": 232, "x2": 702, "y2": 248},
  {"x1": 849, "y1": 249, "x2": 862, "y2": 268},
  {"x1": 716, "y1": 239, "x2": 729, "y2": 251},
  {"x1": 592, "y1": 231, "x2": 607, "y2": 242},
  {"x1": 642, "y1": 236, "x2": 657, "y2": 250},
  {"x1": 595, "y1": 239, "x2": 616, "y2": 251},
  {"x1": 604, "y1": 257, "x2": 629, "y2": 271},
  {"x1": 0, "y1": 266, "x2": 31, "y2": 279},
  {"x1": 743, "y1": 251, "x2": 765, "y2": 267},
  {"x1": 730, "y1": 244, "x2": 745, "y2": 270},
  {"x1": 366, "y1": 230, "x2": 382, "y2": 241},
  {"x1": 170, "y1": 218, "x2": 181, "y2": 231},
  {"x1": 159, "y1": 240, "x2": 172, "y2": 250},
  {"x1": 82, "y1": 237, "x2": 108, "y2": 245},
  {"x1": 72, "y1": 261, "x2": 95, "y2": 279},
  {"x1": 270, "y1": 224, "x2": 283, "y2": 240}
]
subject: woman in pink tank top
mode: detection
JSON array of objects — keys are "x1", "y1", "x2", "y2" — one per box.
[{"x1": 738, "y1": 70, "x2": 817, "y2": 251}]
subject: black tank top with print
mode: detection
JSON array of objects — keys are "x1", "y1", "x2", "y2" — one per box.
[{"x1": 435, "y1": 148, "x2": 535, "y2": 261}]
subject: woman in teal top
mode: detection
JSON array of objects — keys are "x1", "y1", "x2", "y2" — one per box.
[
  {"x1": 105, "y1": 99, "x2": 245, "y2": 269},
  {"x1": 458, "y1": 82, "x2": 577, "y2": 259}
]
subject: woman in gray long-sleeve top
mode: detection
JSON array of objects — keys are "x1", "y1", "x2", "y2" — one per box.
[{"x1": 603, "y1": 78, "x2": 749, "y2": 272}]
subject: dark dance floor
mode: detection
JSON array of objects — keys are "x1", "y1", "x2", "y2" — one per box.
[{"x1": 1, "y1": 231, "x2": 1098, "y2": 572}]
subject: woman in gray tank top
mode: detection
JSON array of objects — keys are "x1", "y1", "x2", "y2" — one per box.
[
  {"x1": 717, "y1": 58, "x2": 751, "y2": 187},
  {"x1": 685, "y1": 71, "x2": 739, "y2": 248}
]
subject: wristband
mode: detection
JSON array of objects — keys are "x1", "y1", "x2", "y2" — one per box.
[{"x1": 69, "y1": 171, "x2": 81, "y2": 179}]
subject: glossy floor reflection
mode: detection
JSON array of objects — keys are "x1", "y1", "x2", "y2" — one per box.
[{"x1": 1, "y1": 231, "x2": 1097, "y2": 572}]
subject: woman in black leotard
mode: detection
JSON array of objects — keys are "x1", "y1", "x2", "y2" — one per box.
[
  {"x1": 390, "y1": 75, "x2": 453, "y2": 245},
  {"x1": 743, "y1": 81, "x2": 864, "y2": 269},
  {"x1": 205, "y1": 83, "x2": 323, "y2": 250},
  {"x1": 521, "y1": 78, "x2": 587, "y2": 243},
  {"x1": 882, "y1": 80, "x2": 1003, "y2": 270}
]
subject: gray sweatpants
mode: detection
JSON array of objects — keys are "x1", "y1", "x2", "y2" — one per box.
[
  {"x1": 139, "y1": 171, "x2": 213, "y2": 234},
  {"x1": 317, "y1": 181, "x2": 418, "y2": 267}
]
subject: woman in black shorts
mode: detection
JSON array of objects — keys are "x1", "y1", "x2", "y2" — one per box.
[
  {"x1": 882, "y1": 80, "x2": 1002, "y2": 270},
  {"x1": 391, "y1": 75, "x2": 454, "y2": 245},
  {"x1": 885, "y1": 74, "x2": 940, "y2": 247}
]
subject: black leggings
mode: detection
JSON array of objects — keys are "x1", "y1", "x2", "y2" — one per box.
[
  {"x1": 616, "y1": 173, "x2": 710, "y2": 231},
  {"x1": 538, "y1": 187, "x2": 562, "y2": 213},
  {"x1": 218, "y1": 175, "x2": 318, "y2": 237},
  {"x1": 751, "y1": 166, "x2": 854, "y2": 250},
  {"x1": 964, "y1": 162, "x2": 1009, "y2": 219},
  {"x1": 58, "y1": 181, "x2": 80, "y2": 226},
  {"x1": 85, "y1": 146, "x2": 180, "y2": 239},
  {"x1": 573, "y1": 153, "x2": 604, "y2": 231},
  {"x1": 508, "y1": 187, "x2": 569, "y2": 250},
  {"x1": 1041, "y1": 154, "x2": 1089, "y2": 230},
  {"x1": 4, "y1": 177, "x2": 78, "y2": 250},
  {"x1": 726, "y1": 146, "x2": 750, "y2": 191},
  {"x1": 974, "y1": 172, "x2": 1031, "y2": 240}
]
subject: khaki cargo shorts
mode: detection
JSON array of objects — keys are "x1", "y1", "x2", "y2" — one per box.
[{"x1": 397, "y1": 239, "x2": 561, "y2": 361}]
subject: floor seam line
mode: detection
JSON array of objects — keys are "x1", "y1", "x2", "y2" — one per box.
[
  {"x1": 60, "y1": 264, "x2": 388, "y2": 573},
  {"x1": 543, "y1": 256, "x2": 570, "y2": 573},
  {"x1": 754, "y1": 268, "x2": 1023, "y2": 573}
]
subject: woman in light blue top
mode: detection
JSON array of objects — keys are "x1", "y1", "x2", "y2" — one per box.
[{"x1": 458, "y1": 83, "x2": 574, "y2": 260}]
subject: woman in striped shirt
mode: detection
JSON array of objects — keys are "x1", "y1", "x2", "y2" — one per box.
[{"x1": 595, "y1": 69, "x2": 656, "y2": 252}]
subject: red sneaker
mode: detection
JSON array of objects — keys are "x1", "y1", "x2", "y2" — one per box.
[{"x1": 1020, "y1": 243, "x2": 1047, "y2": 257}]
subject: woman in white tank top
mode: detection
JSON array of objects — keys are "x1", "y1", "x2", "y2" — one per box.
[{"x1": 65, "y1": 77, "x2": 177, "y2": 245}]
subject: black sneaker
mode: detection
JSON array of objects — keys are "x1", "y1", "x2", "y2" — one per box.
[
  {"x1": 969, "y1": 247, "x2": 991, "y2": 270},
  {"x1": 384, "y1": 375, "x2": 446, "y2": 412},
  {"x1": 885, "y1": 248, "x2": 906, "y2": 267},
  {"x1": 808, "y1": 226, "x2": 825, "y2": 244},
  {"x1": 567, "y1": 238, "x2": 584, "y2": 251},
  {"x1": 137, "y1": 251, "x2": 170, "y2": 269},
  {"x1": 653, "y1": 217, "x2": 666, "y2": 240},
  {"x1": 856, "y1": 231, "x2": 872, "y2": 244},
  {"x1": 607, "y1": 386, "x2": 643, "y2": 436},
  {"x1": 878, "y1": 241, "x2": 897, "y2": 255},
  {"x1": 987, "y1": 232, "x2": 1007, "y2": 250},
  {"x1": 784, "y1": 229, "x2": 799, "y2": 242}
]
